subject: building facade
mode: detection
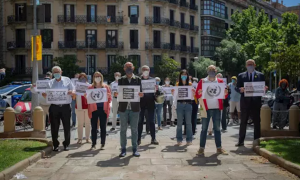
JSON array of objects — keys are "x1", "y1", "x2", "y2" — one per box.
[
  {"x1": 3, "y1": 0, "x2": 200, "y2": 77},
  {"x1": 0, "y1": 0, "x2": 4, "y2": 65}
]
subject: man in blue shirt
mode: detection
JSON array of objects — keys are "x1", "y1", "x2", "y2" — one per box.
[{"x1": 228, "y1": 76, "x2": 241, "y2": 125}]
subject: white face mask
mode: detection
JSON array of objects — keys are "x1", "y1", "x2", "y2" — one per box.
[
  {"x1": 95, "y1": 77, "x2": 101, "y2": 83},
  {"x1": 165, "y1": 81, "x2": 170, "y2": 85},
  {"x1": 143, "y1": 71, "x2": 149, "y2": 77},
  {"x1": 115, "y1": 76, "x2": 120, "y2": 81}
]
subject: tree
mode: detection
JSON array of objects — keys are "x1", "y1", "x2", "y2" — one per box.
[
  {"x1": 189, "y1": 57, "x2": 222, "y2": 79},
  {"x1": 108, "y1": 55, "x2": 140, "y2": 82},
  {"x1": 154, "y1": 54, "x2": 179, "y2": 83},
  {"x1": 53, "y1": 55, "x2": 81, "y2": 78},
  {"x1": 214, "y1": 39, "x2": 247, "y2": 76}
]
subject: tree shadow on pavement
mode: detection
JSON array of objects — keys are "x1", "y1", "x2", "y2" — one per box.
[{"x1": 185, "y1": 154, "x2": 221, "y2": 166}]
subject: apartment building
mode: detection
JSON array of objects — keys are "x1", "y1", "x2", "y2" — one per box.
[
  {"x1": 0, "y1": 0, "x2": 4, "y2": 65},
  {"x1": 199, "y1": 0, "x2": 284, "y2": 58},
  {"x1": 3, "y1": 0, "x2": 199, "y2": 77}
]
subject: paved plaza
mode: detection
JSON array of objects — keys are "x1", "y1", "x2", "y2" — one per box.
[{"x1": 5, "y1": 123, "x2": 300, "y2": 180}]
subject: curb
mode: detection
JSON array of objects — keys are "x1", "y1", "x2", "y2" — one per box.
[
  {"x1": 0, "y1": 138, "x2": 52, "y2": 180},
  {"x1": 253, "y1": 137, "x2": 300, "y2": 177}
]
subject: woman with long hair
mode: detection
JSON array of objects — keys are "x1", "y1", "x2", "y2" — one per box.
[
  {"x1": 172, "y1": 69, "x2": 195, "y2": 145},
  {"x1": 88, "y1": 72, "x2": 112, "y2": 150},
  {"x1": 73, "y1": 73, "x2": 90, "y2": 144}
]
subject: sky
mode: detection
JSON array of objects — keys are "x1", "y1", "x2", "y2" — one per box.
[{"x1": 280, "y1": 0, "x2": 300, "y2": 7}]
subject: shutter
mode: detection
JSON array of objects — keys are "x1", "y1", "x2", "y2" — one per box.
[
  {"x1": 128, "y1": 6, "x2": 130, "y2": 17},
  {"x1": 134, "y1": 30, "x2": 138, "y2": 46},
  {"x1": 87, "y1": 5, "x2": 91, "y2": 22},
  {"x1": 137, "y1": 6, "x2": 139, "y2": 17},
  {"x1": 37, "y1": 5, "x2": 45, "y2": 23},
  {"x1": 26, "y1": 5, "x2": 33, "y2": 23},
  {"x1": 45, "y1": 4, "x2": 51, "y2": 22},
  {"x1": 71, "y1": 5, "x2": 75, "y2": 22}
]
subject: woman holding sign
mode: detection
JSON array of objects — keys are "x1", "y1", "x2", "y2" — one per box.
[
  {"x1": 172, "y1": 69, "x2": 195, "y2": 146},
  {"x1": 87, "y1": 72, "x2": 112, "y2": 150}
]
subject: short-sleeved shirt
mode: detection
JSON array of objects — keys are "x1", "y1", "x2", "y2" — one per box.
[
  {"x1": 47, "y1": 76, "x2": 75, "y2": 104},
  {"x1": 228, "y1": 82, "x2": 241, "y2": 102}
]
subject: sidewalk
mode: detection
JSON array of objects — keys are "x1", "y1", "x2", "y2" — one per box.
[{"x1": 10, "y1": 124, "x2": 299, "y2": 180}]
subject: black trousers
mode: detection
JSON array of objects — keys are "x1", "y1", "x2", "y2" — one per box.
[
  {"x1": 49, "y1": 104, "x2": 71, "y2": 148},
  {"x1": 163, "y1": 101, "x2": 172, "y2": 122},
  {"x1": 138, "y1": 108, "x2": 155, "y2": 141},
  {"x1": 91, "y1": 108, "x2": 107, "y2": 145},
  {"x1": 239, "y1": 107, "x2": 261, "y2": 143},
  {"x1": 191, "y1": 101, "x2": 199, "y2": 134},
  {"x1": 221, "y1": 107, "x2": 227, "y2": 130}
]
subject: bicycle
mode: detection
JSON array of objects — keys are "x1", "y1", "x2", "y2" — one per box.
[
  {"x1": 15, "y1": 111, "x2": 33, "y2": 131},
  {"x1": 226, "y1": 106, "x2": 253, "y2": 125}
]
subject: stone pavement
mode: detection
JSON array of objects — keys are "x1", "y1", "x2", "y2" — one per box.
[{"x1": 9, "y1": 123, "x2": 300, "y2": 180}]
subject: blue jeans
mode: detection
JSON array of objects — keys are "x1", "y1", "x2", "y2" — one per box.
[
  {"x1": 200, "y1": 109, "x2": 222, "y2": 149},
  {"x1": 176, "y1": 103, "x2": 193, "y2": 142},
  {"x1": 155, "y1": 104, "x2": 163, "y2": 127},
  {"x1": 71, "y1": 99, "x2": 76, "y2": 126},
  {"x1": 119, "y1": 110, "x2": 139, "y2": 150}
]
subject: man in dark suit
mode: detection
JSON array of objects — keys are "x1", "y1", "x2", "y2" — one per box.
[
  {"x1": 235, "y1": 59, "x2": 266, "y2": 146},
  {"x1": 114, "y1": 62, "x2": 144, "y2": 157}
]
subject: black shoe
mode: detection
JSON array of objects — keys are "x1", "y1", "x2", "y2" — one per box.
[
  {"x1": 119, "y1": 149, "x2": 126, "y2": 157},
  {"x1": 110, "y1": 128, "x2": 115, "y2": 131},
  {"x1": 53, "y1": 146, "x2": 59, "y2": 152},
  {"x1": 64, "y1": 145, "x2": 69, "y2": 151},
  {"x1": 235, "y1": 142, "x2": 244, "y2": 147},
  {"x1": 100, "y1": 144, "x2": 105, "y2": 150},
  {"x1": 151, "y1": 139, "x2": 159, "y2": 145},
  {"x1": 138, "y1": 140, "x2": 141, "y2": 146}
]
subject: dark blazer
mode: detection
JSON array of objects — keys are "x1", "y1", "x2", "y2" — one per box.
[
  {"x1": 236, "y1": 70, "x2": 265, "y2": 109},
  {"x1": 118, "y1": 75, "x2": 142, "y2": 112}
]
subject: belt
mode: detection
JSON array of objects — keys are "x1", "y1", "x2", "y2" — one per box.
[{"x1": 52, "y1": 104, "x2": 69, "y2": 107}]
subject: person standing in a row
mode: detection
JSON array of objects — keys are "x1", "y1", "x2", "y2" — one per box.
[
  {"x1": 71, "y1": 73, "x2": 79, "y2": 128},
  {"x1": 155, "y1": 77, "x2": 164, "y2": 130},
  {"x1": 88, "y1": 72, "x2": 112, "y2": 150},
  {"x1": 162, "y1": 77, "x2": 174, "y2": 127},
  {"x1": 110, "y1": 72, "x2": 121, "y2": 131}
]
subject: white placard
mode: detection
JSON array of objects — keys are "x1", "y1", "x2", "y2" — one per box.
[
  {"x1": 192, "y1": 82, "x2": 198, "y2": 89},
  {"x1": 117, "y1": 85, "x2": 140, "y2": 102},
  {"x1": 176, "y1": 86, "x2": 193, "y2": 100},
  {"x1": 75, "y1": 82, "x2": 90, "y2": 95},
  {"x1": 221, "y1": 78, "x2": 227, "y2": 84},
  {"x1": 71, "y1": 78, "x2": 78, "y2": 86},
  {"x1": 46, "y1": 89, "x2": 69, "y2": 104},
  {"x1": 202, "y1": 82, "x2": 226, "y2": 99},
  {"x1": 162, "y1": 87, "x2": 175, "y2": 97},
  {"x1": 111, "y1": 82, "x2": 118, "y2": 93},
  {"x1": 142, "y1": 79, "x2": 156, "y2": 93},
  {"x1": 244, "y1": 81, "x2": 265, "y2": 97},
  {"x1": 35, "y1": 80, "x2": 49, "y2": 92},
  {"x1": 86, "y1": 88, "x2": 108, "y2": 104}
]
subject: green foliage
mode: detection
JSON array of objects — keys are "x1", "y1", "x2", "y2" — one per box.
[
  {"x1": 108, "y1": 55, "x2": 140, "y2": 82},
  {"x1": 53, "y1": 55, "x2": 81, "y2": 78},
  {"x1": 215, "y1": 39, "x2": 247, "y2": 76},
  {"x1": 154, "y1": 54, "x2": 179, "y2": 83},
  {"x1": 190, "y1": 57, "x2": 222, "y2": 79}
]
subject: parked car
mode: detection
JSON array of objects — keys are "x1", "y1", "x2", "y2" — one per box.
[
  {"x1": 14, "y1": 88, "x2": 32, "y2": 114},
  {"x1": 0, "y1": 82, "x2": 31, "y2": 107}
]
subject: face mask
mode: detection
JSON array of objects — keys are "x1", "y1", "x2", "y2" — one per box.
[
  {"x1": 115, "y1": 76, "x2": 120, "y2": 81},
  {"x1": 95, "y1": 77, "x2": 101, "y2": 83},
  {"x1": 143, "y1": 71, "x2": 149, "y2": 77},
  {"x1": 181, "y1": 75, "x2": 187, "y2": 81},
  {"x1": 156, "y1": 81, "x2": 160, "y2": 85},
  {"x1": 232, "y1": 79, "x2": 236, "y2": 83},
  {"x1": 125, "y1": 68, "x2": 133, "y2": 74},
  {"x1": 281, "y1": 83, "x2": 286, "y2": 88},
  {"x1": 208, "y1": 71, "x2": 216, "y2": 78},
  {"x1": 53, "y1": 73, "x2": 61, "y2": 80},
  {"x1": 165, "y1": 81, "x2": 170, "y2": 85},
  {"x1": 247, "y1": 65, "x2": 255, "y2": 72},
  {"x1": 79, "y1": 78, "x2": 86, "y2": 83},
  {"x1": 193, "y1": 81, "x2": 197, "y2": 83}
]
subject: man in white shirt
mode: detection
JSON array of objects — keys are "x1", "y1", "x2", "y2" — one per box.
[{"x1": 110, "y1": 72, "x2": 121, "y2": 131}]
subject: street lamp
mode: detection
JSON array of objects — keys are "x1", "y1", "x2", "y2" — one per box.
[{"x1": 193, "y1": 57, "x2": 198, "y2": 78}]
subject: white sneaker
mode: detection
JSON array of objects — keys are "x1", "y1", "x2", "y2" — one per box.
[{"x1": 229, "y1": 119, "x2": 233, "y2": 125}]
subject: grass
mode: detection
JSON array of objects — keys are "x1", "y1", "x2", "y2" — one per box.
[
  {"x1": 260, "y1": 139, "x2": 300, "y2": 166},
  {"x1": 0, "y1": 139, "x2": 47, "y2": 172}
]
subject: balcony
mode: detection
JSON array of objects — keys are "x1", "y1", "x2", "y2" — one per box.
[
  {"x1": 190, "y1": 25, "x2": 199, "y2": 32},
  {"x1": 180, "y1": 45, "x2": 188, "y2": 52},
  {"x1": 145, "y1": 42, "x2": 170, "y2": 50},
  {"x1": 145, "y1": 17, "x2": 170, "y2": 26},
  {"x1": 58, "y1": 41, "x2": 124, "y2": 50},
  {"x1": 7, "y1": 41, "x2": 31, "y2": 50},
  {"x1": 169, "y1": 44, "x2": 181, "y2": 51},
  {"x1": 6, "y1": 67, "x2": 33, "y2": 76},
  {"x1": 189, "y1": 4, "x2": 198, "y2": 11},
  {"x1": 169, "y1": 0, "x2": 178, "y2": 5},
  {"x1": 57, "y1": 15, "x2": 123, "y2": 25},
  {"x1": 130, "y1": 17, "x2": 139, "y2": 24},
  {"x1": 180, "y1": 23, "x2": 190, "y2": 30},
  {"x1": 190, "y1": 47, "x2": 199, "y2": 54},
  {"x1": 7, "y1": 15, "x2": 27, "y2": 24},
  {"x1": 169, "y1": 20, "x2": 181, "y2": 28},
  {"x1": 179, "y1": 1, "x2": 189, "y2": 9}
]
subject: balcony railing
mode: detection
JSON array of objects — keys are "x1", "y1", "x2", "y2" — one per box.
[
  {"x1": 169, "y1": 0, "x2": 178, "y2": 5},
  {"x1": 180, "y1": 45, "x2": 188, "y2": 52},
  {"x1": 145, "y1": 42, "x2": 170, "y2": 50},
  {"x1": 78, "y1": 67, "x2": 108, "y2": 75},
  {"x1": 190, "y1": 47, "x2": 199, "y2": 54},
  {"x1": 201, "y1": 30, "x2": 226, "y2": 38},
  {"x1": 57, "y1": 15, "x2": 123, "y2": 24},
  {"x1": 179, "y1": 1, "x2": 189, "y2": 8},
  {"x1": 145, "y1": 17, "x2": 170, "y2": 26},
  {"x1": 170, "y1": 20, "x2": 181, "y2": 28},
  {"x1": 6, "y1": 67, "x2": 33, "y2": 76},
  {"x1": 180, "y1": 23, "x2": 190, "y2": 30},
  {"x1": 7, "y1": 15, "x2": 27, "y2": 24},
  {"x1": 130, "y1": 17, "x2": 139, "y2": 24},
  {"x1": 58, "y1": 41, "x2": 124, "y2": 49},
  {"x1": 190, "y1": 25, "x2": 199, "y2": 32},
  {"x1": 7, "y1": 41, "x2": 31, "y2": 50},
  {"x1": 189, "y1": 4, "x2": 198, "y2": 11}
]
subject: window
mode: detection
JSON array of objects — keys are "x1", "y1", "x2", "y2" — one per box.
[
  {"x1": 128, "y1": 55, "x2": 141, "y2": 68},
  {"x1": 170, "y1": 56, "x2": 175, "y2": 60},
  {"x1": 170, "y1": 10, "x2": 175, "y2": 26},
  {"x1": 44, "y1": 4, "x2": 51, "y2": 22},
  {"x1": 153, "y1": 55, "x2": 161, "y2": 67},
  {"x1": 153, "y1": 7, "x2": 161, "y2": 23},
  {"x1": 87, "y1": 55, "x2": 96, "y2": 75},
  {"x1": 8, "y1": 85, "x2": 30, "y2": 95},
  {"x1": 190, "y1": 15, "x2": 195, "y2": 29},
  {"x1": 128, "y1": 5, "x2": 139, "y2": 24},
  {"x1": 180, "y1": 13, "x2": 185, "y2": 24},
  {"x1": 181, "y1": 58, "x2": 187, "y2": 69},
  {"x1": 190, "y1": 37, "x2": 194, "y2": 51},
  {"x1": 42, "y1": 55, "x2": 53, "y2": 74},
  {"x1": 225, "y1": 23, "x2": 228, "y2": 30},
  {"x1": 87, "y1": 5, "x2": 97, "y2": 22},
  {"x1": 107, "y1": 55, "x2": 116, "y2": 70},
  {"x1": 180, "y1": 35, "x2": 186, "y2": 51},
  {"x1": 41, "y1": 29, "x2": 53, "y2": 48},
  {"x1": 170, "y1": 33, "x2": 175, "y2": 50},
  {"x1": 153, "y1": 30, "x2": 161, "y2": 48},
  {"x1": 231, "y1": 9, "x2": 233, "y2": 15},
  {"x1": 64, "y1": 4, "x2": 75, "y2": 22},
  {"x1": 16, "y1": 29, "x2": 25, "y2": 48},
  {"x1": 107, "y1": 5, "x2": 116, "y2": 22},
  {"x1": 201, "y1": 36, "x2": 221, "y2": 57},
  {"x1": 201, "y1": 17, "x2": 225, "y2": 38},
  {"x1": 15, "y1": 3, "x2": 27, "y2": 21},
  {"x1": 86, "y1": 30, "x2": 97, "y2": 48},
  {"x1": 106, "y1": 30, "x2": 118, "y2": 48},
  {"x1": 15, "y1": 55, "x2": 26, "y2": 74},
  {"x1": 64, "y1": 29, "x2": 76, "y2": 48},
  {"x1": 225, "y1": 6, "x2": 228, "y2": 19},
  {"x1": 130, "y1": 30, "x2": 138, "y2": 49},
  {"x1": 201, "y1": 0, "x2": 225, "y2": 18}
]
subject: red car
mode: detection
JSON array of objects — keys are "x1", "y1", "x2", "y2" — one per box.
[{"x1": 13, "y1": 88, "x2": 32, "y2": 124}]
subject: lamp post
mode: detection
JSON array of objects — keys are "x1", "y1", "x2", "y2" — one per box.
[{"x1": 193, "y1": 56, "x2": 198, "y2": 78}]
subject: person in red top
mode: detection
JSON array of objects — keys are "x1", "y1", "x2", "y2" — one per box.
[
  {"x1": 195, "y1": 65, "x2": 228, "y2": 155},
  {"x1": 73, "y1": 73, "x2": 90, "y2": 144}
]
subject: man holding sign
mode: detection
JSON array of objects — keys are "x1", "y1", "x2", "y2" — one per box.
[
  {"x1": 235, "y1": 59, "x2": 267, "y2": 147},
  {"x1": 109, "y1": 72, "x2": 121, "y2": 131},
  {"x1": 115, "y1": 62, "x2": 144, "y2": 157}
]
